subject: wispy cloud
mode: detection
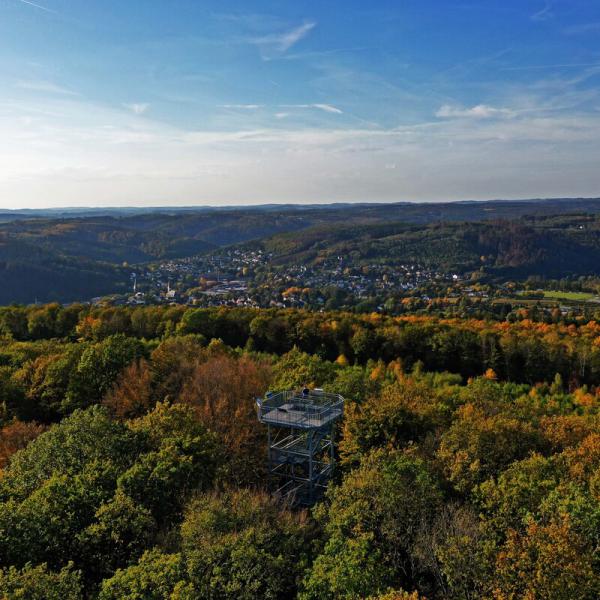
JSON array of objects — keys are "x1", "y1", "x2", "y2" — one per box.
[
  {"x1": 16, "y1": 80, "x2": 78, "y2": 96},
  {"x1": 4, "y1": 89, "x2": 600, "y2": 207},
  {"x1": 501, "y1": 62, "x2": 600, "y2": 71},
  {"x1": 531, "y1": 2, "x2": 554, "y2": 22},
  {"x1": 217, "y1": 103, "x2": 342, "y2": 116},
  {"x1": 273, "y1": 22, "x2": 316, "y2": 52},
  {"x1": 312, "y1": 103, "x2": 343, "y2": 114},
  {"x1": 219, "y1": 104, "x2": 263, "y2": 110},
  {"x1": 280, "y1": 103, "x2": 343, "y2": 114},
  {"x1": 436, "y1": 104, "x2": 513, "y2": 119},
  {"x1": 563, "y1": 22, "x2": 600, "y2": 35},
  {"x1": 252, "y1": 21, "x2": 316, "y2": 59},
  {"x1": 124, "y1": 103, "x2": 149, "y2": 115},
  {"x1": 4, "y1": 6, "x2": 600, "y2": 208},
  {"x1": 15, "y1": 0, "x2": 56, "y2": 14},
  {"x1": 278, "y1": 46, "x2": 369, "y2": 62}
]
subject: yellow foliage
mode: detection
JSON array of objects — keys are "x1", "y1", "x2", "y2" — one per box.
[
  {"x1": 370, "y1": 363, "x2": 386, "y2": 381},
  {"x1": 540, "y1": 415, "x2": 597, "y2": 451},
  {"x1": 368, "y1": 591, "x2": 425, "y2": 600},
  {"x1": 282, "y1": 287, "x2": 302, "y2": 297},
  {"x1": 484, "y1": 368, "x2": 497, "y2": 380},
  {"x1": 492, "y1": 516, "x2": 597, "y2": 600},
  {"x1": 387, "y1": 359, "x2": 404, "y2": 381},
  {"x1": 335, "y1": 354, "x2": 349, "y2": 366},
  {"x1": 573, "y1": 387, "x2": 596, "y2": 408}
]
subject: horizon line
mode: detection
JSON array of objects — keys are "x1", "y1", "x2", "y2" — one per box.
[{"x1": 2, "y1": 196, "x2": 600, "y2": 212}]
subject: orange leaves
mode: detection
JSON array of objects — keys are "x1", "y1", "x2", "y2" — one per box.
[
  {"x1": 369, "y1": 362, "x2": 387, "y2": 382},
  {"x1": 493, "y1": 516, "x2": 597, "y2": 600},
  {"x1": 103, "y1": 359, "x2": 154, "y2": 419},
  {"x1": 572, "y1": 387, "x2": 597, "y2": 409},
  {"x1": 178, "y1": 354, "x2": 272, "y2": 484},
  {"x1": 540, "y1": 415, "x2": 598, "y2": 452},
  {"x1": 0, "y1": 419, "x2": 45, "y2": 469},
  {"x1": 368, "y1": 312, "x2": 383, "y2": 325},
  {"x1": 562, "y1": 433, "x2": 600, "y2": 483},
  {"x1": 581, "y1": 320, "x2": 600, "y2": 336},
  {"x1": 75, "y1": 315, "x2": 101, "y2": 340},
  {"x1": 483, "y1": 368, "x2": 498, "y2": 380},
  {"x1": 387, "y1": 359, "x2": 404, "y2": 381},
  {"x1": 282, "y1": 286, "x2": 303, "y2": 297}
]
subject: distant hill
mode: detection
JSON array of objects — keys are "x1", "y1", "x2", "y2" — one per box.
[
  {"x1": 2, "y1": 197, "x2": 600, "y2": 223},
  {"x1": 0, "y1": 235, "x2": 130, "y2": 304},
  {"x1": 3, "y1": 199, "x2": 600, "y2": 303},
  {"x1": 0, "y1": 211, "x2": 323, "y2": 303},
  {"x1": 254, "y1": 213, "x2": 600, "y2": 278}
]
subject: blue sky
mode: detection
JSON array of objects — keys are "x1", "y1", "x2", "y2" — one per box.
[{"x1": 1, "y1": 0, "x2": 600, "y2": 207}]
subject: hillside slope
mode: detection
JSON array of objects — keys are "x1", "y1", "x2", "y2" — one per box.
[{"x1": 256, "y1": 214, "x2": 600, "y2": 277}]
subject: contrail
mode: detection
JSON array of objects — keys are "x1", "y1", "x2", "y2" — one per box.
[{"x1": 16, "y1": 0, "x2": 57, "y2": 14}]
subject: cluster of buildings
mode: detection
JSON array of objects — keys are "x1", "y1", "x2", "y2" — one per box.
[
  {"x1": 116, "y1": 249, "x2": 269, "y2": 307},
  {"x1": 110, "y1": 249, "x2": 464, "y2": 310},
  {"x1": 261, "y1": 258, "x2": 462, "y2": 301}
]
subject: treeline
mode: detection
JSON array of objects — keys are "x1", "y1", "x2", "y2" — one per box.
[{"x1": 4, "y1": 304, "x2": 600, "y2": 385}]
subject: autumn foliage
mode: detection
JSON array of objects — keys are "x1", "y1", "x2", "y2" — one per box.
[
  {"x1": 0, "y1": 304, "x2": 598, "y2": 598},
  {"x1": 0, "y1": 419, "x2": 45, "y2": 469}
]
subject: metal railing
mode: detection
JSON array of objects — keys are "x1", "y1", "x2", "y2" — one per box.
[{"x1": 256, "y1": 390, "x2": 344, "y2": 428}]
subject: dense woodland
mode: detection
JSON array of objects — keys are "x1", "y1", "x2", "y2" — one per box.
[
  {"x1": 0, "y1": 303, "x2": 598, "y2": 598},
  {"x1": 258, "y1": 214, "x2": 600, "y2": 277}
]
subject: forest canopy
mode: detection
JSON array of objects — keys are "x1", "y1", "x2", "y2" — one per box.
[{"x1": 0, "y1": 303, "x2": 598, "y2": 598}]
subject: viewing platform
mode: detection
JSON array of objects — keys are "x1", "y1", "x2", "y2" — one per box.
[{"x1": 256, "y1": 389, "x2": 344, "y2": 429}]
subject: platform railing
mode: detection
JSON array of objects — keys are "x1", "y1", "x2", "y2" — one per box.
[{"x1": 256, "y1": 390, "x2": 344, "y2": 428}]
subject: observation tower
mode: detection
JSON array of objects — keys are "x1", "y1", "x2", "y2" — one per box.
[{"x1": 256, "y1": 388, "x2": 344, "y2": 506}]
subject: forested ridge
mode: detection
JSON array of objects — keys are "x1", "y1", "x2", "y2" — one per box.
[
  {"x1": 6, "y1": 205, "x2": 600, "y2": 304},
  {"x1": 257, "y1": 214, "x2": 600, "y2": 277},
  {"x1": 0, "y1": 303, "x2": 598, "y2": 598}
]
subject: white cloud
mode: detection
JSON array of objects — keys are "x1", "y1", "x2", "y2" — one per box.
[
  {"x1": 252, "y1": 21, "x2": 316, "y2": 59},
  {"x1": 312, "y1": 103, "x2": 343, "y2": 114},
  {"x1": 273, "y1": 22, "x2": 316, "y2": 52},
  {"x1": 435, "y1": 104, "x2": 514, "y2": 119},
  {"x1": 2, "y1": 82, "x2": 600, "y2": 208},
  {"x1": 124, "y1": 103, "x2": 149, "y2": 115},
  {"x1": 16, "y1": 80, "x2": 77, "y2": 96},
  {"x1": 216, "y1": 103, "x2": 342, "y2": 116},
  {"x1": 279, "y1": 103, "x2": 343, "y2": 114},
  {"x1": 531, "y1": 2, "x2": 554, "y2": 22},
  {"x1": 219, "y1": 104, "x2": 263, "y2": 110}
]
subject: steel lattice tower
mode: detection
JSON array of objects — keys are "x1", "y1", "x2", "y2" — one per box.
[{"x1": 256, "y1": 389, "x2": 344, "y2": 506}]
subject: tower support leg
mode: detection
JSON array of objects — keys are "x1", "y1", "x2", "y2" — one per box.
[{"x1": 267, "y1": 425, "x2": 272, "y2": 490}]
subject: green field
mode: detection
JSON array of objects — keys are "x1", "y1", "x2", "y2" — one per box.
[
  {"x1": 515, "y1": 290, "x2": 597, "y2": 302},
  {"x1": 542, "y1": 291, "x2": 595, "y2": 301}
]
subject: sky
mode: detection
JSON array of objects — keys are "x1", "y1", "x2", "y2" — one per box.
[{"x1": 1, "y1": 1, "x2": 600, "y2": 208}]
